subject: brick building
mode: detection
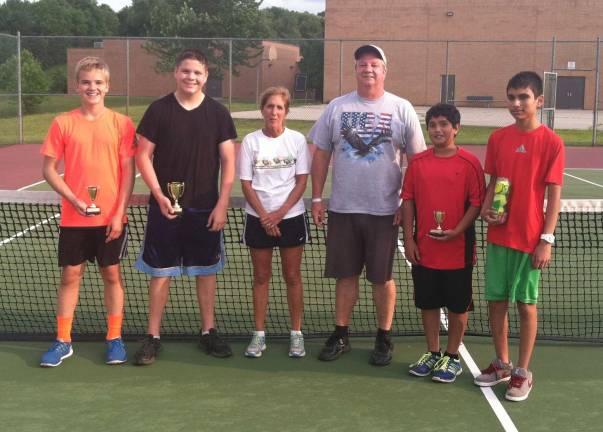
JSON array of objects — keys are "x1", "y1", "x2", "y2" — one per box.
[
  {"x1": 324, "y1": 0, "x2": 603, "y2": 109},
  {"x1": 67, "y1": 39, "x2": 302, "y2": 100}
]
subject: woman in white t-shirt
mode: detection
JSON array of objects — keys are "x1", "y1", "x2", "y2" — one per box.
[{"x1": 238, "y1": 86, "x2": 311, "y2": 359}]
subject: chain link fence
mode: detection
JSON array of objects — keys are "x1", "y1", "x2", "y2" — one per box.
[{"x1": 1, "y1": 34, "x2": 602, "y2": 146}]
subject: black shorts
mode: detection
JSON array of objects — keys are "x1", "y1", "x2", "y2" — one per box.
[
  {"x1": 325, "y1": 212, "x2": 398, "y2": 284},
  {"x1": 58, "y1": 225, "x2": 128, "y2": 268},
  {"x1": 411, "y1": 265, "x2": 474, "y2": 314},
  {"x1": 242, "y1": 213, "x2": 309, "y2": 249},
  {"x1": 135, "y1": 204, "x2": 224, "y2": 277}
]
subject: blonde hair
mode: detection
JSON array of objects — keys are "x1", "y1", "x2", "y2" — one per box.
[
  {"x1": 260, "y1": 86, "x2": 291, "y2": 113},
  {"x1": 75, "y1": 56, "x2": 110, "y2": 82}
]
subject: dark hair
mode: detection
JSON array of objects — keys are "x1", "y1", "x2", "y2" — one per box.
[
  {"x1": 506, "y1": 71, "x2": 543, "y2": 97},
  {"x1": 175, "y1": 49, "x2": 209, "y2": 69},
  {"x1": 260, "y1": 86, "x2": 290, "y2": 113},
  {"x1": 425, "y1": 103, "x2": 461, "y2": 127}
]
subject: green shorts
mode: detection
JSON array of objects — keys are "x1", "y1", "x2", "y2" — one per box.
[{"x1": 485, "y1": 243, "x2": 541, "y2": 304}]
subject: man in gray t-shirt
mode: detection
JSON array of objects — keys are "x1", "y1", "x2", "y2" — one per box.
[{"x1": 309, "y1": 45, "x2": 426, "y2": 365}]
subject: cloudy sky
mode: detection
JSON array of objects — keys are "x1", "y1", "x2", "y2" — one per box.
[{"x1": 97, "y1": 0, "x2": 325, "y2": 14}]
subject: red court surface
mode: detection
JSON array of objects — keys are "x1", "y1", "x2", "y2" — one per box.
[{"x1": 0, "y1": 143, "x2": 600, "y2": 190}]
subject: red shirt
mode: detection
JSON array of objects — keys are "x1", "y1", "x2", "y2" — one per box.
[
  {"x1": 402, "y1": 147, "x2": 485, "y2": 270},
  {"x1": 484, "y1": 124, "x2": 564, "y2": 253},
  {"x1": 41, "y1": 109, "x2": 136, "y2": 227}
]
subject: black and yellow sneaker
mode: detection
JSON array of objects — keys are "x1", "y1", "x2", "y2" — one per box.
[
  {"x1": 199, "y1": 328, "x2": 233, "y2": 358},
  {"x1": 134, "y1": 335, "x2": 161, "y2": 366}
]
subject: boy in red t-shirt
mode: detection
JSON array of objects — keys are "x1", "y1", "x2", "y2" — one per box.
[
  {"x1": 39, "y1": 57, "x2": 136, "y2": 367},
  {"x1": 474, "y1": 71, "x2": 564, "y2": 401},
  {"x1": 402, "y1": 103, "x2": 485, "y2": 383}
]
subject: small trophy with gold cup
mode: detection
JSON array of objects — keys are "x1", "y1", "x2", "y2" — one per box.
[
  {"x1": 167, "y1": 181, "x2": 185, "y2": 215},
  {"x1": 85, "y1": 185, "x2": 101, "y2": 216},
  {"x1": 429, "y1": 210, "x2": 446, "y2": 237}
]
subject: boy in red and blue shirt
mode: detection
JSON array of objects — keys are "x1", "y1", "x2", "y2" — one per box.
[{"x1": 402, "y1": 103, "x2": 485, "y2": 383}]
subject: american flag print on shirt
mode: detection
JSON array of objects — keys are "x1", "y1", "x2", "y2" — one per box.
[{"x1": 340, "y1": 111, "x2": 393, "y2": 161}]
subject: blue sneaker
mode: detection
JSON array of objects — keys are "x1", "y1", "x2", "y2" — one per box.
[
  {"x1": 40, "y1": 340, "x2": 73, "y2": 367},
  {"x1": 432, "y1": 355, "x2": 463, "y2": 383},
  {"x1": 409, "y1": 351, "x2": 441, "y2": 377},
  {"x1": 106, "y1": 338, "x2": 127, "y2": 364}
]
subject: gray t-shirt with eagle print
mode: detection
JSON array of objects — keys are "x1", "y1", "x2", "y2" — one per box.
[{"x1": 309, "y1": 91, "x2": 426, "y2": 215}]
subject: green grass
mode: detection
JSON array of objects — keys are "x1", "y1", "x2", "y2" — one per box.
[{"x1": 2, "y1": 93, "x2": 602, "y2": 146}]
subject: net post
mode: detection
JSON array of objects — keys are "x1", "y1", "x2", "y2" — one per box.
[
  {"x1": 126, "y1": 38, "x2": 130, "y2": 117},
  {"x1": 228, "y1": 39, "x2": 232, "y2": 112},
  {"x1": 593, "y1": 36, "x2": 600, "y2": 147},
  {"x1": 16, "y1": 31, "x2": 23, "y2": 145}
]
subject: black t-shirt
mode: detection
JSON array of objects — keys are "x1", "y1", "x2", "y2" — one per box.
[{"x1": 137, "y1": 93, "x2": 237, "y2": 209}]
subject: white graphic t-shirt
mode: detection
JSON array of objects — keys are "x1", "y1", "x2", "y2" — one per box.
[
  {"x1": 309, "y1": 91, "x2": 426, "y2": 215},
  {"x1": 239, "y1": 127, "x2": 311, "y2": 218}
]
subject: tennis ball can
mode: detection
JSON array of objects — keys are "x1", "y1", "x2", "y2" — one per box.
[{"x1": 492, "y1": 177, "x2": 510, "y2": 220}]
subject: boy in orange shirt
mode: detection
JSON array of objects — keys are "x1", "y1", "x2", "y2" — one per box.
[
  {"x1": 39, "y1": 57, "x2": 136, "y2": 367},
  {"x1": 474, "y1": 71, "x2": 564, "y2": 401}
]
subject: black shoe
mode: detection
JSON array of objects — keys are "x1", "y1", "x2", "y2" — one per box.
[
  {"x1": 199, "y1": 328, "x2": 233, "y2": 358},
  {"x1": 134, "y1": 335, "x2": 162, "y2": 366},
  {"x1": 318, "y1": 332, "x2": 351, "y2": 361},
  {"x1": 369, "y1": 337, "x2": 393, "y2": 366}
]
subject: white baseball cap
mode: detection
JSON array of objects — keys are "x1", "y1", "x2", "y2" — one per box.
[{"x1": 354, "y1": 45, "x2": 387, "y2": 65}]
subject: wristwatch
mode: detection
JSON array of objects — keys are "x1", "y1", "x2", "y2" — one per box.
[{"x1": 540, "y1": 233, "x2": 555, "y2": 244}]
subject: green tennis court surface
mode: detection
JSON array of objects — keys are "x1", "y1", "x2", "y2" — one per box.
[{"x1": 1, "y1": 337, "x2": 602, "y2": 431}]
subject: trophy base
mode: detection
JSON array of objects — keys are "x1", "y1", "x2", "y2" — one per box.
[
  {"x1": 85, "y1": 207, "x2": 101, "y2": 216},
  {"x1": 429, "y1": 229, "x2": 445, "y2": 237},
  {"x1": 171, "y1": 207, "x2": 183, "y2": 215}
]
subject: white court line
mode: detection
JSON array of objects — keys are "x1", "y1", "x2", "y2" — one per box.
[
  {"x1": 4, "y1": 174, "x2": 143, "y2": 247},
  {"x1": 396, "y1": 239, "x2": 518, "y2": 432},
  {"x1": 0, "y1": 213, "x2": 60, "y2": 246},
  {"x1": 17, "y1": 174, "x2": 63, "y2": 191},
  {"x1": 564, "y1": 172, "x2": 603, "y2": 189}
]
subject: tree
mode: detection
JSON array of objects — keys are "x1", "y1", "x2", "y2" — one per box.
[
  {"x1": 0, "y1": 0, "x2": 119, "y2": 69},
  {"x1": 0, "y1": 49, "x2": 50, "y2": 113}
]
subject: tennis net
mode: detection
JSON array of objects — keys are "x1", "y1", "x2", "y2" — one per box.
[{"x1": 0, "y1": 191, "x2": 601, "y2": 342}]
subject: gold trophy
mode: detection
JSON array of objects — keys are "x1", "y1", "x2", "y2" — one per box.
[
  {"x1": 167, "y1": 181, "x2": 185, "y2": 215},
  {"x1": 429, "y1": 210, "x2": 446, "y2": 237},
  {"x1": 85, "y1": 185, "x2": 101, "y2": 215}
]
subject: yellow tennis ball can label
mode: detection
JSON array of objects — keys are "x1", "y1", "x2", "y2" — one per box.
[{"x1": 492, "y1": 177, "x2": 510, "y2": 217}]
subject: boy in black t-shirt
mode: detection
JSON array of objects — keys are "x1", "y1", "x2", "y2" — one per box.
[{"x1": 133, "y1": 49, "x2": 237, "y2": 365}]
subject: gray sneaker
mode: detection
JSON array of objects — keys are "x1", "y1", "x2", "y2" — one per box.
[
  {"x1": 244, "y1": 333, "x2": 266, "y2": 358},
  {"x1": 505, "y1": 368, "x2": 533, "y2": 402},
  {"x1": 474, "y1": 358, "x2": 513, "y2": 387},
  {"x1": 289, "y1": 333, "x2": 306, "y2": 358}
]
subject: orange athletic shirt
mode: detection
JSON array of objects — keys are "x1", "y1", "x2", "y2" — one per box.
[
  {"x1": 40, "y1": 109, "x2": 136, "y2": 227},
  {"x1": 484, "y1": 124, "x2": 564, "y2": 253}
]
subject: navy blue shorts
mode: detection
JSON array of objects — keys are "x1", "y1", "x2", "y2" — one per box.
[
  {"x1": 135, "y1": 205, "x2": 224, "y2": 277},
  {"x1": 242, "y1": 213, "x2": 309, "y2": 249}
]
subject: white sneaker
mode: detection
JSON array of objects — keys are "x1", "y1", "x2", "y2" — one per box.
[
  {"x1": 245, "y1": 333, "x2": 266, "y2": 358},
  {"x1": 289, "y1": 333, "x2": 306, "y2": 358}
]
